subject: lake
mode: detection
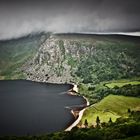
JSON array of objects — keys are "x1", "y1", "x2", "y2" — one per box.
[{"x1": 0, "y1": 80, "x2": 86, "y2": 136}]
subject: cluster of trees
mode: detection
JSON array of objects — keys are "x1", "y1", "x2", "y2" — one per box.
[
  {"x1": 108, "y1": 84, "x2": 140, "y2": 97},
  {"x1": 75, "y1": 42, "x2": 140, "y2": 84},
  {"x1": 79, "y1": 83, "x2": 140, "y2": 104},
  {"x1": 83, "y1": 116, "x2": 114, "y2": 130}
]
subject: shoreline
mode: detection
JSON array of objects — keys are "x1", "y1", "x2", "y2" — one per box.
[
  {"x1": 2, "y1": 79, "x2": 89, "y2": 132},
  {"x1": 65, "y1": 84, "x2": 89, "y2": 131}
]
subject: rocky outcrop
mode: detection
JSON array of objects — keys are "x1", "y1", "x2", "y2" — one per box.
[{"x1": 23, "y1": 34, "x2": 95, "y2": 83}]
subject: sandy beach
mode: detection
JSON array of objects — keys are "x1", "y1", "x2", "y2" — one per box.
[{"x1": 65, "y1": 84, "x2": 89, "y2": 131}]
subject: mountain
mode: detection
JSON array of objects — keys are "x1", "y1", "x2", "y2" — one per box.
[
  {"x1": 23, "y1": 33, "x2": 140, "y2": 84},
  {"x1": 0, "y1": 33, "x2": 140, "y2": 83}
]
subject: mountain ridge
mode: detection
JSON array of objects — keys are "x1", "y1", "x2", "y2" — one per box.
[{"x1": 0, "y1": 32, "x2": 140, "y2": 83}]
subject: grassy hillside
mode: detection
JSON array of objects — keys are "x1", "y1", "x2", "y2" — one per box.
[
  {"x1": 0, "y1": 33, "x2": 48, "y2": 79},
  {"x1": 80, "y1": 95, "x2": 140, "y2": 126}
]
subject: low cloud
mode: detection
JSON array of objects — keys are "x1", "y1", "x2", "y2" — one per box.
[{"x1": 0, "y1": 0, "x2": 140, "y2": 39}]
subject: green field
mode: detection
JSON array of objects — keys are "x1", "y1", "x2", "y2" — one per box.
[
  {"x1": 80, "y1": 95, "x2": 140, "y2": 126},
  {"x1": 105, "y1": 81, "x2": 140, "y2": 88}
]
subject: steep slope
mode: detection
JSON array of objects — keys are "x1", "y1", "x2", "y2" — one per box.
[
  {"x1": 23, "y1": 33, "x2": 140, "y2": 83},
  {"x1": 0, "y1": 33, "x2": 49, "y2": 79},
  {"x1": 0, "y1": 33, "x2": 140, "y2": 83}
]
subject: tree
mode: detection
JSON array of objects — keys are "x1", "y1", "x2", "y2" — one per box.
[
  {"x1": 84, "y1": 119, "x2": 88, "y2": 128},
  {"x1": 109, "y1": 117, "x2": 112, "y2": 123},
  {"x1": 128, "y1": 108, "x2": 131, "y2": 114},
  {"x1": 96, "y1": 116, "x2": 100, "y2": 127}
]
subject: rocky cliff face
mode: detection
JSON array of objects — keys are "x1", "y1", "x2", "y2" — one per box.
[
  {"x1": 22, "y1": 33, "x2": 140, "y2": 84},
  {"x1": 23, "y1": 34, "x2": 94, "y2": 83}
]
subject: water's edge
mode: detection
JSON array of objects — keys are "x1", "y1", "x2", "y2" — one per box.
[
  {"x1": 1, "y1": 79, "x2": 89, "y2": 133},
  {"x1": 25, "y1": 80, "x2": 90, "y2": 131},
  {"x1": 65, "y1": 84, "x2": 90, "y2": 131}
]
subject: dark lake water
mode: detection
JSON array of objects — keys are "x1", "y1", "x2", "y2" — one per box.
[{"x1": 0, "y1": 80, "x2": 86, "y2": 136}]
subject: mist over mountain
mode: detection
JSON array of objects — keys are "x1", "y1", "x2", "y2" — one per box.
[
  {"x1": 0, "y1": 0, "x2": 140, "y2": 39},
  {"x1": 0, "y1": 1, "x2": 140, "y2": 138}
]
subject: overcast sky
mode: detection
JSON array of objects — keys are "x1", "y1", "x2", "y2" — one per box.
[{"x1": 0, "y1": 0, "x2": 140, "y2": 39}]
